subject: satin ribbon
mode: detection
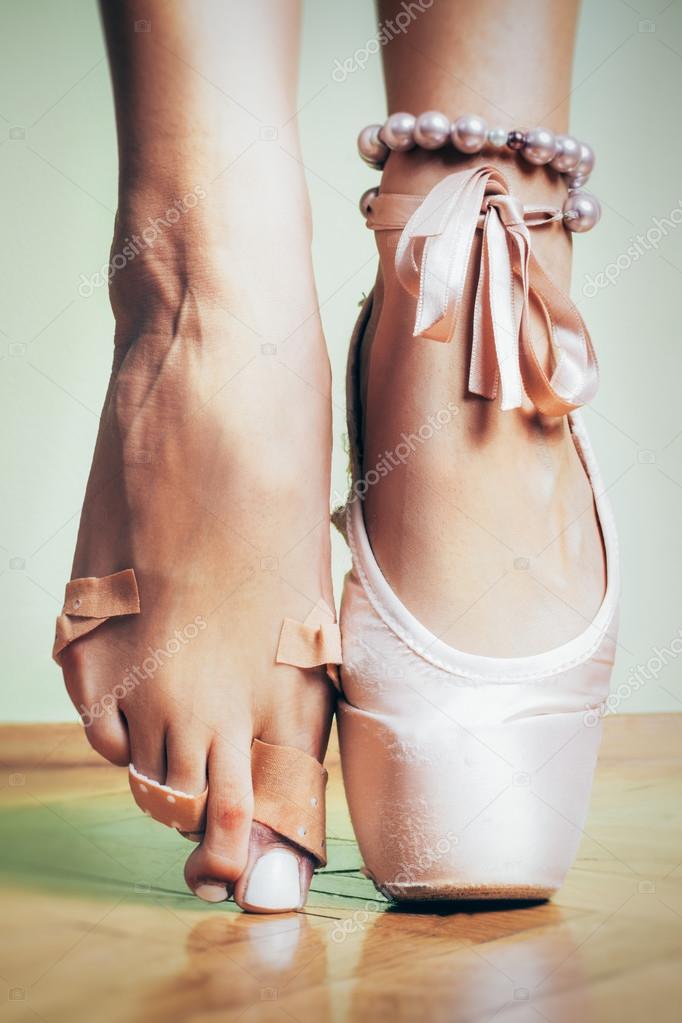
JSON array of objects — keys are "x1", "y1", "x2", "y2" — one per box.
[{"x1": 368, "y1": 166, "x2": 599, "y2": 416}]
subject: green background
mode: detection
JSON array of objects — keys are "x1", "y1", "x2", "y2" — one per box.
[{"x1": 2, "y1": 0, "x2": 681, "y2": 720}]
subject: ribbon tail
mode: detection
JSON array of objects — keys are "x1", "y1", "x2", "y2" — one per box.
[
  {"x1": 489, "y1": 212, "x2": 526, "y2": 411},
  {"x1": 519, "y1": 253, "x2": 600, "y2": 416},
  {"x1": 470, "y1": 213, "x2": 499, "y2": 400},
  {"x1": 470, "y1": 209, "x2": 524, "y2": 410}
]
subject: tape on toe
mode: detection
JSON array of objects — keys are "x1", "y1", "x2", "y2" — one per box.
[
  {"x1": 55, "y1": 576, "x2": 334, "y2": 863},
  {"x1": 276, "y1": 598, "x2": 342, "y2": 687},
  {"x1": 52, "y1": 569, "x2": 140, "y2": 663},
  {"x1": 128, "y1": 764, "x2": 208, "y2": 833},
  {"x1": 129, "y1": 738, "x2": 328, "y2": 865}
]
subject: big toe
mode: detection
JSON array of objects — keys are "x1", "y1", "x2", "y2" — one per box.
[{"x1": 234, "y1": 823, "x2": 314, "y2": 914}]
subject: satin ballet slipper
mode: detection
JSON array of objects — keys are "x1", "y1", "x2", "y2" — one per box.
[{"x1": 334, "y1": 165, "x2": 619, "y2": 901}]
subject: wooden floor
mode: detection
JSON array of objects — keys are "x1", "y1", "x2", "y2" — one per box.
[{"x1": 1, "y1": 716, "x2": 681, "y2": 1023}]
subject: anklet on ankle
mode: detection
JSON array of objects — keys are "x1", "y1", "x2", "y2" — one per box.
[{"x1": 358, "y1": 113, "x2": 600, "y2": 232}]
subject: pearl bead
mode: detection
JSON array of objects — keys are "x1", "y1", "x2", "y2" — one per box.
[
  {"x1": 506, "y1": 130, "x2": 526, "y2": 151},
  {"x1": 551, "y1": 134, "x2": 581, "y2": 174},
  {"x1": 563, "y1": 191, "x2": 601, "y2": 233},
  {"x1": 357, "y1": 124, "x2": 388, "y2": 167},
  {"x1": 359, "y1": 187, "x2": 378, "y2": 217},
  {"x1": 451, "y1": 114, "x2": 488, "y2": 154},
  {"x1": 487, "y1": 126, "x2": 508, "y2": 148},
  {"x1": 566, "y1": 174, "x2": 589, "y2": 191},
  {"x1": 575, "y1": 142, "x2": 595, "y2": 178},
  {"x1": 522, "y1": 127, "x2": 557, "y2": 165},
  {"x1": 414, "y1": 110, "x2": 450, "y2": 149},
  {"x1": 381, "y1": 112, "x2": 416, "y2": 151}
]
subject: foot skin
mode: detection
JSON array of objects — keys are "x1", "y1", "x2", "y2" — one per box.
[
  {"x1": 61, "y1": 184, "x2": 335, "y2": 911},
  {"x1": 360, "y1": 150, "x2": 605, "y2": 657}
]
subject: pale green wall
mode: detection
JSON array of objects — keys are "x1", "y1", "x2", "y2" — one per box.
[{"x1": 2, "y1": 0, "x2": 681, "y2": 720}]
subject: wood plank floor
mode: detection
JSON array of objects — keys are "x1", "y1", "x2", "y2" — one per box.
[{"x1": 1, "y1": 716, "x2": 681, "y2": 1023}]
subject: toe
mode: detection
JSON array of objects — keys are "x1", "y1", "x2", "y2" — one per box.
[
  {"x1": 233, "y1": 712, "x2": 329, "y2": 914},
  {"x1": 233, "y1": 822, "x2": 312, "y2": 914},
  {"x1": 164, "y1": 723, "x2": 209, "y2": 794},
  {"x1": 127, "y1": 716, "x2": 167, "y2": 783},
  {"x1": 61, "y1": 642, "x2": 130, "y2": 767},
  {"x1": 184, "y1": 730, "x2": 254, "y2": 903},
  {"x1": 83, "y1": 711, "x2": 130, "y2": 767}
]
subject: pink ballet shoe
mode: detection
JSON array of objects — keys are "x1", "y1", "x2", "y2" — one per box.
[{"x1": 335, "y1": 165, "x2": 619, "y2": 901}]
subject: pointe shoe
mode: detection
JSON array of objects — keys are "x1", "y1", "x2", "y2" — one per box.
[{"x1": 335, "y1": 165, "x2": 619, "y2": 901}]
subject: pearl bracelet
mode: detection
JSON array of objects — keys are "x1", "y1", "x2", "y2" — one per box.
[{"x1": 357, "y1": 112, "x2": 601, "y2": 232}]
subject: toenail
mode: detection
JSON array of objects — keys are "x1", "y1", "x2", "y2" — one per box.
[
  {"x1": 243, "y1": 848, "x2": 301, "y2": 911},
  {"x1": 194, "y1": 883, "x2": 229, "y2": 904}
]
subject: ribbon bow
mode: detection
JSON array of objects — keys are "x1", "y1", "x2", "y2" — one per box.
[{"x1": 370, "y1": 166, "x2": 598, "y2": 416}]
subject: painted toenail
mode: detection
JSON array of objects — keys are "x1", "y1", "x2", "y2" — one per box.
[
  {"x1": 194, "y1": 883, "x2": 229, "y2": 903},
  {"x1": 244, "y1": 848, "x2": 301, "y2": 911}
]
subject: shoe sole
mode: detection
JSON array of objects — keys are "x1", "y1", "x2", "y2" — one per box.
[{"x1": 370, "y1": 878, "x2": 556, "y2": 903}]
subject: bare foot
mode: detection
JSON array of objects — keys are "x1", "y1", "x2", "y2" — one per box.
[
  {"x1": 360, "y1": 150, "x2": 605, "y2": 657},
  {"x1": 61, "y1": 169, "x2": 335, "y2": 910}
]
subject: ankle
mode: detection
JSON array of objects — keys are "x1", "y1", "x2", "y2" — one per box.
[
  {"x1": 379, "y1": 149, "x2": 573, "y2": 288},
  {"x1": 108, "y1": 170, "x2": 317, "y2": 341}
]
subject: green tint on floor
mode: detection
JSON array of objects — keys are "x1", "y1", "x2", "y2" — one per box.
[{"x1": 0, "y1": 786, "x2": 387, "y2": 914}]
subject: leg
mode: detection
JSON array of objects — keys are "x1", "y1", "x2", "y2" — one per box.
[
  {"x1": 362, "y1": 0, "x2": 604, "y2": 655},
  {"x1": 61, "y1": 0, "x2": 334, "y2": 909}
]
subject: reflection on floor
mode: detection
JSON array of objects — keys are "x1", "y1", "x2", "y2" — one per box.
[{"x1": 1, "y1": 716, "x2": 681, "y2": 1022}]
